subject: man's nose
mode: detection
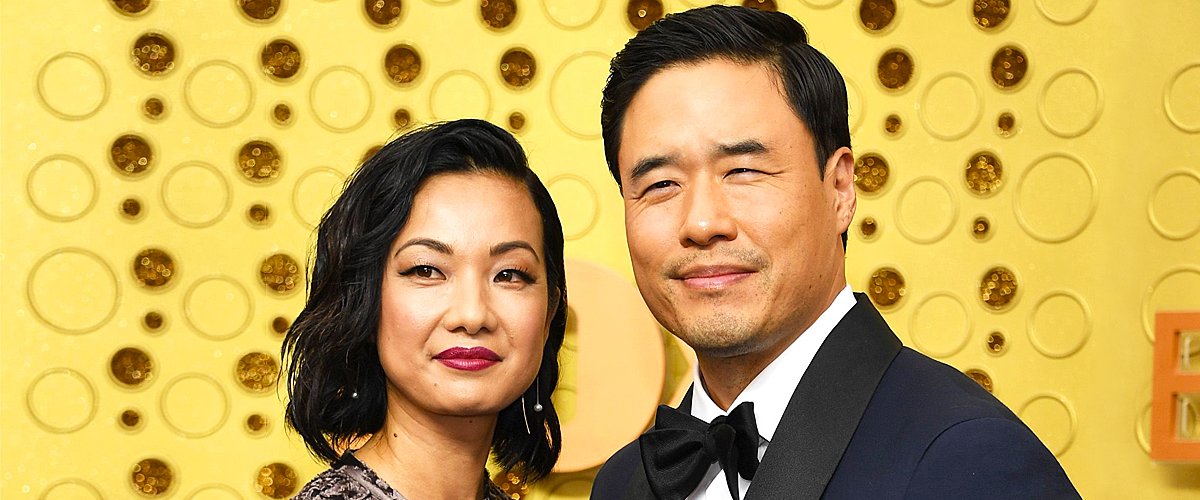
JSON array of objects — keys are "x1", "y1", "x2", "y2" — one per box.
[{"x1": 678, "y1": 178, "x2": 738, "y2": 247}]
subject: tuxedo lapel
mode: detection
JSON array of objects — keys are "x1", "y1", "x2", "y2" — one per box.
[{"x1": 745, "y1": 293, "x2": 902, "y2": 500}]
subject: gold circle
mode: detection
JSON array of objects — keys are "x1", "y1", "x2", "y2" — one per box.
[
  {"x1": 990, "y1": 45, "x2": 1028, "y2": 89},
  {"x1": 272, "y1": 103, "x2": 292, "y2": 125},
  {"x1": 393, "y1": 108, "x2": 412, "y2": 129},
  {"x1": 256, "y1": 463, "x2": 299, "y2": 499},
  {"x1": 973, "y1": 0, "x2": 1010, "y2": 29},
  {"x1": 508, "y1": 111, "x2": 526, "y2": 131},
  {"x1": 1027, "y1": 289, "x2": 1092, "y2": 358},
  {"x1": 111, "y1": 0, "x2": 151, "y2": 15},
  {"x1": 131, "y1": 32, "x2": 175, "y2": 76},
  {"x1": 384, "y1": 44, "x2": 421, "y2": 85},
  {"x1": 997, "y1": 111, "x2": 1016, "y2": 136},
  {"x1": 120, "y1": 198, "x2": 143, "y2": 219},
  {"x1": 131, "y1": 458, "x2": 173, "y2": 496},
  {"x1": 237, "y1": 140, "x2": 283, "y2": 183},
  {"x1": 972, "y1": 216, "x2": 991, "y2": 239},
  {"x1": 1014, "y1": 152, "x2": 1099, "y2": 242},
  {"x1": 499, "y1": 48, "x2": 536, "y2": 88},
  {"x1": 143, "y1": 311, "x2": 164, "y2": 331},
  {"x1": 742, "y1": 0, "x2": 778, "y2": 11},
  {"x1": 877, "y1": 49, "x2": 914, "y2": 91},
  {"x1": 236, "y1": 352, "x2": 280, "y2": 393},
  {"x1": 238, "y1": 0, "x2": 282, "y2": 21},
  {"x1": 965, "y1": 152, "x2": 1003, "y2": 195},
  {"x1": 867, "y1": 267, "x2": 906, "y2": 308},
  {"x1": 248, "y1": 203, "x2": 271, "y2": 225},
  {"x1": 854, "y1": 153, "x2": 890, "y2": 194},
  {"x1": 860, "y1": 0, "x2": 897, "y2": 32},
  {"x1": 133, "y1": 248, "x2": 176, "y2": 289},
  {"x1": 246, "y1": 413, "x2": 270, "y2": 434},
  {"x1": 496, "y1": 470, "x2": 530, "y2": 498},
  {"x1": 365, "y1": 0, "x2": 403, "y2": 26},
  {"x1": 120, "y1": 408, "x2": 142, "y2": 428},
  {"x1": 110, "y1": 134, "x2": 154, "y2": 176},
  {"x1": 36, "y1": 52, "x2": 110, "y2": 121},
  {"x1": 271, "y1": 316, "x2": 290, "y2": 334},
  {"x1": 261, "y1": 39, "x2": 302, "y2": 80},
  {"x1": 481, "y1": 0, "x2": 518, "y2": 29},
  {"x1": 362, "y1": 144, "x2": 383, "y2": 164},
  {"x1": 964, "y1": 368, "x2": 994, "y2": 393},
  {"x1": 143, "y1": 97, "x2": 165, "y2": 119},
  {"x1": 259, "y1": 253, "x2": 301, "y2": 294},
  {"x1": 860, "y1": 217, "x2": 879, "y2": 239},
  {"x1": 626, "y1": 0, "x2": 664, "y2": 31},
  {"x1": 884, "y1": 114, "x2": 902, "y2": 135},
  {"x1": 980, "y1": 266, "x2": 1018, "y2": 311},
  {"x1": 111, "y1": 347, "x2": 154, "y2": 387},
  {"x1": 986, "y1": 331, "x2": 1007, "y2": 354}
]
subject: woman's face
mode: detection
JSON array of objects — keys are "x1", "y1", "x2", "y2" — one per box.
[{"x1": 378, "y1": 172, "x2": 551, "y2": 418}]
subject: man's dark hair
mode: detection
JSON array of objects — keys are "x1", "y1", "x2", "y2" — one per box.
[
  {"x1": 601, "y1": 5, "x2": 852, "y2": 247},
  {"x1": 282, "y1": 119, "x2": 565, "y2": 482}
]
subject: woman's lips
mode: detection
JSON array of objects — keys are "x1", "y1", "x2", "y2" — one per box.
[{"x1": 434, "y1": 346, "x2": 501, "y2": 371}]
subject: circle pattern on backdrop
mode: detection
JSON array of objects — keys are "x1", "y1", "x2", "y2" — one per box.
[
  {"x1": 1014, "y1": 152, "x2": 1098, "y2": 243},
  {"x1": 39, "y1": 478, "x2": 103, "y2": 499},
  {"x1": 159, "y1": 373, "x2": 230, "y2": 438},
  {"x1": 919, "y1": 72, "x2": 983, "y2": 140},
  {"x1": 36, "y1": 52, "x2": 109, "y2": 120},
  {"x1": 429, "y1": 70, "x2": 492, "y2": 120},
  {"x1": 26, "y1": 368, "x2": 98, "y2": 433},
  {"x1": 309, "y1": 66, "x2": 374, "y2": 132},
  {"x1": 909, "y1": 292, "x2": 971, "y2": 357},
  {"x1": 161, "y1": 162, "x2": 232, "y2": 228},
  {"x1": 183, "y1": 275, "x2": 254, "y2": 340},
  {"x1": 27, "y1": 155, "x2": 98, "y2": 222},
  {"x1": 549, "y1": 52, "x2": 610, "y2": 138},
  {"x1": 546, "y1": 174, "x2": 600, "y2": 240},
  {"x1": 1140, "y1": 266, "x2": 1200, "y2": 343},
  {"x1": 183, "y1": 60, "x2": 254, "y2": 127},
  {"x1": 1019, "y1": 393, "x2": 1077, "y2": 456},
  {"x1": 541, "y1": 0, "x2": 604, "y2": 30},
  {"x1": 27, "y1": 248, "x2": 120, "y2": 334},
  {"x1": 1027, "y1": 290, "x2": 1092, "y2": 358},
  {"x1": 1147, "y1": 169, "x2": 1200, "y2": 240},
  {"x1": 895, "y1": 177, "x2": 957, "y2": 244},
  {"x1": 1038, "y1": 68, "x2": 1103, "y2": 138},
  {"x1": 1164, "y1": 63, "x2": 1200, "y2": 133}
]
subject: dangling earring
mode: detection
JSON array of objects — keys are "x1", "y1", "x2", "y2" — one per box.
[
  {"x1": 521, "y1": 395, "x2": 532, "y2": 435},
  {"x1": 532, "y1": 376, "x2": 543, "y2": 412}
]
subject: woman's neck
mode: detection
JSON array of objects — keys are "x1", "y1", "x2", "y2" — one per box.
[{"x1": 355, "y1": 393, "x2": 497, "y2": 500}]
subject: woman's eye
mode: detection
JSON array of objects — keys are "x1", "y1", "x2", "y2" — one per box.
[
  {"x1": 495, "y1": 269, "x2": 534, "y2": 284},
  {"x1": 402, "y1": 265, "x2": 443, "y2": 279}
]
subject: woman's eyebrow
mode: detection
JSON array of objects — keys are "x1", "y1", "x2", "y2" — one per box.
[
  {"x1": 491, "y1": 240, "x2": 539, "y2": 262},
  {"x1": 394, "y1": 238, "x2": 453, "y2": 258}
]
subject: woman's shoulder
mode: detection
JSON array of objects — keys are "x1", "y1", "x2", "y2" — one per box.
[
  {"x1": 292, "y1": 454, "x2": 402, "y2": 500},
  {"x1": 293, "y1": 466, "x2": 374, "y2": 499}
]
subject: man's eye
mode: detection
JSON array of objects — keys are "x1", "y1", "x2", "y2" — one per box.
[
  {"x1": 728, "y1": 168, "x2": 759, "y2": 176},
  {"x1": 645, "y1": 180, "x2": 675, "y2": 192}
]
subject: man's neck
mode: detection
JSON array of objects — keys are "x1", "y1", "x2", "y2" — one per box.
[{"x1": 695, "y1": 282, "x2": 846, "y2": 410}]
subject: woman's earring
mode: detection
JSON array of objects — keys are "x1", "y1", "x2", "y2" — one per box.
[
  {"x1": 532, "y1": 376, "x2": 543, "y2": 412},
  {"x1": 521, "y1": 395, "x2": 532, "y2": 435}
]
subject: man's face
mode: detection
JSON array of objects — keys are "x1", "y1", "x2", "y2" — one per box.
[{"x1": 617, "y1": 59, "x2": 856, "y2": 359}]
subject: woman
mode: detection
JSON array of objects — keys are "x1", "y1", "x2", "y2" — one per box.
[{"x1": 283, "y1": 119, "x2": 566, "y2": 499}]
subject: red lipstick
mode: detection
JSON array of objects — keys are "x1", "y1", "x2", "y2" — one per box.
[{"x1": 434, "y1": 347, "x2": 501, "y2": 371}]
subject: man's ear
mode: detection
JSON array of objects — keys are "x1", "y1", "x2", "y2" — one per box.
[{"x1": 826, "y1": 147, "x2": 857, "y2": 234}]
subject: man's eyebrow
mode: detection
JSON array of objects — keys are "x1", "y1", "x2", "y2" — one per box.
[
  {"x1": 394, "y1": 238, "x2": 452, "y2": 258},
  {"x1": 714, "y1": 139, "x2": 768, "y2": 158},
  {"x1": 491, "y1": 240, "x2": 540, "y2": 262},
  {"x1": 628, "y1": 154, "x2": 676, "y2": 185}
]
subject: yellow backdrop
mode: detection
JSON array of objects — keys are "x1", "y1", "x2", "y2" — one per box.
[{"x1": 2, "y1": 0, "x2": 1198, "y2": 498}]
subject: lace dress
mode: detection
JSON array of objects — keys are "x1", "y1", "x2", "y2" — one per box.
[{"x1": 293, "y1": 452, "x2": 510, "y2": 499}]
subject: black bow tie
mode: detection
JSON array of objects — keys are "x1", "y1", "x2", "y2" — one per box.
[{"x1": 639, "y1": 401, "x2": 761, "y2": 500}]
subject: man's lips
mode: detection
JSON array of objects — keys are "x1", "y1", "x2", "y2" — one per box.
[
  {"x1": 434, "y1": 347, "x2": 501, "y2": 371},
  {"x1": 673, "y1": 265, "x2": 756, "y2": 289}
]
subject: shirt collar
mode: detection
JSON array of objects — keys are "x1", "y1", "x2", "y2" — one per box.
[{"x1": 689, "y1": 285, "x2": 856, "y2": 442}]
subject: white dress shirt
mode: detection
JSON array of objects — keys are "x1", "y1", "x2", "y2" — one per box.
[{"x1": 685, "y1": 285, "x2": 856, "y2": 500}]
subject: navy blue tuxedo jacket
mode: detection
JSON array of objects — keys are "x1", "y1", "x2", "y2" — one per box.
[{"x1": 591, "y1": 293, "x2": 1078, "y2": 499}]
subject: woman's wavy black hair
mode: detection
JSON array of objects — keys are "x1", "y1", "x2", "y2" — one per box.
[{"x1": 282, "y1": 119, "x2": 565, "y2": 481}]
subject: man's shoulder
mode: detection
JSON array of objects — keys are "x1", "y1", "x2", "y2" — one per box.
[
  {"x1": 875, "y1": 346, "x2": 1018, "y2": 425},
  {"x1": 591, "y1": 439, "x2": 642, "y2": 499}
]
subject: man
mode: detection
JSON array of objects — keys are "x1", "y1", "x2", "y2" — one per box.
[{"x1": 590, "y1": 6, "x2": 1077, "y2": 500}]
